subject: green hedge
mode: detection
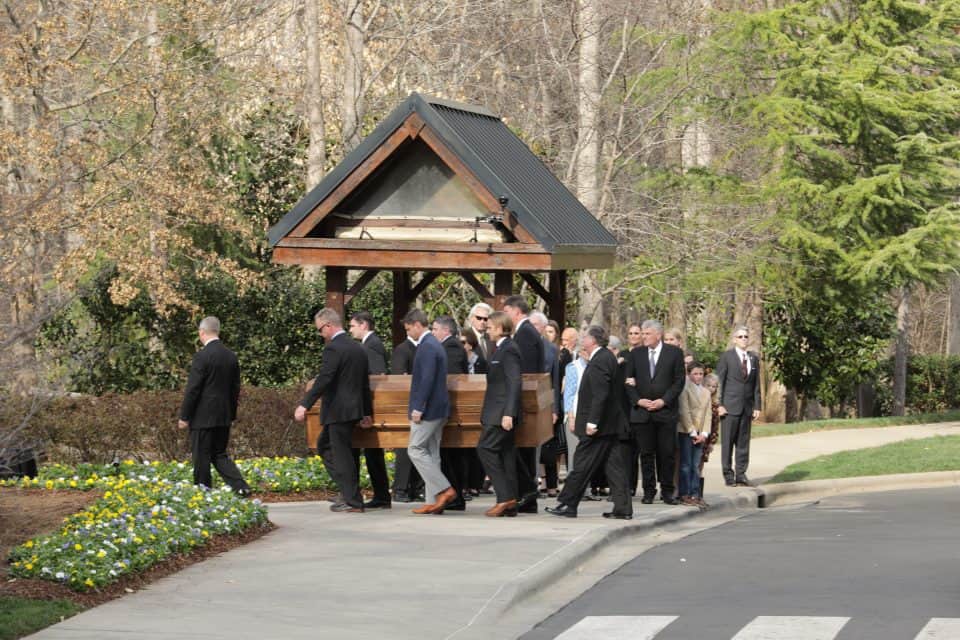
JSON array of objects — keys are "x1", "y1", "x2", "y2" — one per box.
[
  {"x1": 875, "y1": 355, "x2": 960, "y2": 415},
  {"x1": 14, "y1": 387, "x2": 307, "y2": 464}
]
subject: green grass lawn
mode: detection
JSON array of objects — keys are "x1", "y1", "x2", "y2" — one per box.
[
  {"x1": 754, "y1": 410, "x2": 960, "y2": 439},
  {"x1": 771, "y1": 435, "x2": 960, "y2": 483},
  {"x1": 0, "y1": 597, "x2": 82, "y2": 640}
]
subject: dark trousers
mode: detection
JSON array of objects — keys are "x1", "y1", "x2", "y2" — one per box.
[
  {"x1": 190, "y1": 427, "x2": 249, "y2": 492},
  {"x1": 441, "y1": 448, "x2": 469, "y2": 501},
  {"x1": 628, "y1": 436, "x2": 640, "y2": 495},
  {"x1": 319, "y1": 422, "x2": 363, "y2": 508},
  {"x1": 635, "y1": 420, "x2": 677, "y2": 497},
  {"x1": 351, "y1": 448, "x2": 391, "y2": 501},
  {"x1": 557, "y1": 435, "x2": 631, "y2": 515},
  {"x1": 467, "y1": 449, "x2": 486, "y2": 491},
  {"x1": 392, "y1": 448, "x2": 423, "y2": 497},
  {"x1": 516, "y1": 447, "x2": 538, "y2": 499},
  {"x1": 721, "y1": 412, "x2": 753, "y2": 481},
  {"x1": 476, "y1": 424, "x2": 518, "y2": 503}
]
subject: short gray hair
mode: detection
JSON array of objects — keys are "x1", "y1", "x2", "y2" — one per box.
[
  {"x1": 641, "y1": 319, "x2": 663, "y2": 334},
  {"x1": 608, "y1": 335, "x2": 622, "y2": 350},
  {"x1": 584, "y1": 325, "x2": 608, "y2": 348},
  {"x1": 199, "y1": 316, "x2": 220, "y2": 335},
  {"x1": 314, "y1": 307, "x2": 342, "y2": 327},
  {"x1": 529, "y1": 311, "x2": 548, "y2": 329},
  {"x1": 731, "y1": 324, "x2": 749, "y2": 338}
]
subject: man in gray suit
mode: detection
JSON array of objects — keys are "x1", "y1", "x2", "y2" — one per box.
[{"x1": 715, "y1": 325, "x2": 762, "y2": 486}]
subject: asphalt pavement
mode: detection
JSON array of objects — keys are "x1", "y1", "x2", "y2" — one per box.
[{"x1": 523, "y1": 487, "x2": 960, "y2": 640}]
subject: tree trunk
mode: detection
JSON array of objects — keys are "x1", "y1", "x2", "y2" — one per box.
[
  {"x1": 784, "y1": 388, "x2": 799, "y2": 423},
  {"x1": 341, "y1": 0, "x2": 365, "y2": 151},
  {"x1": 305, "y1": 0, "x2": 326, "y2": 189},
  {"x1": 574, "y1": 0, "x2": 603, "y2": 325},
  {"x1": 948, "y1": 273, "x2": 960, "y2": 355},
  {"x1": 892, "y1": 286, "x2": 911, "y2": 416}
]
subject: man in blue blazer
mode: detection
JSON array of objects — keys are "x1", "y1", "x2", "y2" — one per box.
[{"x1": 403, "y1": 309, "x2": 457, "y2": 514}]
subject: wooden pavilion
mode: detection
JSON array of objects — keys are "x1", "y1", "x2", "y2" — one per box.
[{"x1": 267, "y1": 92, "x2": 617, "y2": 344}]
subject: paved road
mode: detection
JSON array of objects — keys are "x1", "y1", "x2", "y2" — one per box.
[{"x1": 522, "y1": 487, "x2": 960, "y2": 639}]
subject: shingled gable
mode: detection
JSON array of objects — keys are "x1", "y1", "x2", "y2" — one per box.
[{"x1": 267, "y1": 92, "x2": 617, "y2": 272}]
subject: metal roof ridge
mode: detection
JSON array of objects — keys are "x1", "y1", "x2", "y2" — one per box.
[{"x1": 418, "y1": 93, "x2": 499, "y2": 119}]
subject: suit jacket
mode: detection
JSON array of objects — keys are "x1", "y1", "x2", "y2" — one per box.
[
  {"x1": 409, "y1": 333, "x2": 450, "y2": 421},
  {"x1": 362, "y1": 332, "x2": 388, "y2": 375},
  {"x1": 556, "y1": 346, "x2": 573, "y2": 417},
  {"x1": 391, "y1": 338, "x2": 417, "y2": 375},
  {"x1": 543, "y1": 339, "x2": 560, "y2": 412},
  {"x1": 513, "y1": 319, "x2": 544, "y2": 375},
  {"x1": 574, "y1": 347, "x2": 629, "y2": 439},
  {"x1": 716, "y1": 348, "x2": 761, "y2": 415},
  {"x1": 442, "y1": 335, "x2": 469, "y2": 374},
  {"x1": 624, "y1": 343, "x2": 686, "y2": 424},
  {"x1": 464, "y1": 326, "x2": 495, "y2": 362},
  {"x1": 179, "y1": 339, "x2": 241, "y2": 430},
  {"x1": 481, "y1": 337, "x2": 522, "y2": 426},
  {"x1": 300, "y1": 332, "x2": 373, "y2": 425}
]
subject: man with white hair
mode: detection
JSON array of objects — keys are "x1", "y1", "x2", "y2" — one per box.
[
  {"x1": 464, "y1": 302, "x2": 495, "y2": 362},
  {"x1": 178, "y1": 316, "x2": 251, "y2": 496}
]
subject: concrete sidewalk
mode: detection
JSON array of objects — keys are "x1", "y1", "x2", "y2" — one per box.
[{"x1": 27, "y1": 422, "x2": 960, "y2": 640}]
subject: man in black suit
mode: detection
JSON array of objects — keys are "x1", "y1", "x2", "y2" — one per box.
[
  {"x1": 178, "y1": 316, "x2": 251, "y2": 495},
  {"x1": 433, "y1": 315, "x2": 470, "y2": 510},
  {"x1": 476, "y1": 311, "x2": 522, "y2": 516},
  {"x1": 530, "y1": 311, "x2": 562, "y2": 495},
  {"x1": 348, "y1": 311, "x2": 391, "y2": 509},
  {"x1": 294, "y1": 308, "x2": 373, "y2": 513},
  {"x1": 624, "y1": 319, "x2": 686, "y2": 505},
  {"x1": 389, "y1": 334, "x2": 424, "y2": 503},
  {"x1": 503, "y1": 295, "x2": 544, "y2": 513},
  {"x1": 716, "y1": 324, "x2": 762, "y2": 486},
  {"x1": 546, "y1": 325, "x2": 631, "y2": 519},
  {"x1": 463, "y1": 302, "x2": 496, "y2": 363}
]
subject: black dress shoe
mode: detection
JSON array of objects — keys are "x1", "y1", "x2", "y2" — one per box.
[
  {"x1": 545, "y1": 504, "x2": 577, "y2": 518},
  {"x1": 235, "y1": 488, "x2": 252, "y2": 498},
  {"x1": 330, "y1": 503, "x2": 364, "y2": 513},
  {"x1": 582, "y1": 494, "x2": 602, "y2": 502},
  {"x1": 445, "y1": 498, "x2": 467, "y2": 511},
  {"x1": 463, "y1": 493, "x2": 474, "y2": 501},
  {"x1": 392, "y1": 491, "x2": 412, "y2": 503},
  {"x1": 363, "y1": 498, "x2": 392, "y2": 509},
  {"x1": 602, "y1": 512, "x2": 633, "y2": 520},
  {"x1": 735, "y1": 477, "x2": 753, "y2": 487},
  {"x1": 661, "y1": 497, "x2": 680, "y2": 505},
  {"x1": 517, "y1": 492, "x2": 538, "y2": 514},
  {"x1": 640, "y1": 495, "x2": 654, "y2": 504}
]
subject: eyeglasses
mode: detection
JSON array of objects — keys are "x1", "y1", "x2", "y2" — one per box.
[
  {"x1": 475, "y1": 316, "x2": 489, "y2": 321},
  {"x1": 317, "y1": 323, "x2": 330, "y2": 332}
]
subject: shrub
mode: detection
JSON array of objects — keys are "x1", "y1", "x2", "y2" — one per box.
[
  {"x1": 875, "y1": 355, "x2": 960, "y2": 415},
  {"x1": 26, "y1": 387, "x2": 308, "y2": 465}
]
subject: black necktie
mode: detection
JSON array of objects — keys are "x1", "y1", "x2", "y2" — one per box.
[{"x1": 740, "y1": 353, "x2": 748, "y2": 378}]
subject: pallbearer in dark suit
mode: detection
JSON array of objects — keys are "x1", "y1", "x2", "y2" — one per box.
[
  {"x1": 433, "y1": 315, "x2": 470, "y2": 511},
  {"x1": 623, "y1": 319, "x2": 686, "y2": 505},
  {"x1": 716, "y1": 325, "x2": 762, "y2": 486},
  {"x1": 503, "y1": 295, "x2": 544, "y2": 514},
  {"x1": 546, "y1": 325, "x2": 632, "y2": 519},
  {"x1": 476, "y1": 311, "x2": 522, "y2": 517},
  {"x1": 294, "y1": 308, "x2": 372, "y2": 513},
  {"x1": 178, "y1": 316, "x2": 251, "y2": 495},
  {"x1": 348, "y1": 311, "x2": 391, "y2": 509},
  {"x1": 389, "y1": 335, "x2": 424, "y2": 503}
]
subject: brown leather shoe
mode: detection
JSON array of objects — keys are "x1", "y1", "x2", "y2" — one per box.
[
  {"x1": 432, "y1": 487, "x2": 458, "y2": 511},
  {"x1": 485, "y1": 499, "x2": 518, "y2": 517},
  {"x1": 412, "y1": 503, "x2": 438, "y2": 514}
]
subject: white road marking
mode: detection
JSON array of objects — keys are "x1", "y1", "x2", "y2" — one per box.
[
  {"x1": 731, "y1": 616, "x2": 850, "y2": 639},
  {"x1": 554, "y1": 615, "x2": 678, "y2": 639},
  {"x1": 913, "y1": 618, "x2": 960, "y2": 639}
]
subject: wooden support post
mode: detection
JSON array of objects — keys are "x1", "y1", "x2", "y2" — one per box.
[
  {"x1": 493, "y1": 270, "x2": 513, "y2": 310},
  {"x1": 548, "y1": 270, "x2": 567, "y2": 328},
  {"x1": 458, "y1": 271, "x2": 493, "y2": 300},
  {"x1": 344, "y1": 269, "x2": 381, "y2": 306},
  {"x1": 520, "y1": 272, "x2": 550, "y2": 303},
  {"x1": 325, "y1": 267, "x2": 347, "y2": 318},
  {"x1": 392, "y1": 271, "x2": 411, "y2": 346}
]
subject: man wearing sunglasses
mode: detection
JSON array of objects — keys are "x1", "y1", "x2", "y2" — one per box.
[
  {"x1": 715, "y1": 325, "x2": 762, "y2": 487},
  {"x1": 463, "y1": 302, "x2": 495, "y2": 362}
]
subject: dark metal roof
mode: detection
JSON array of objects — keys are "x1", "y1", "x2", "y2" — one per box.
[{"x1": 267, "y1": 93, "x2": 617, "y2": 252}]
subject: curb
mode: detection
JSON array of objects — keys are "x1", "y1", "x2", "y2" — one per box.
[
  {"x1": 467, "y1": 489, "x2": 758, "y2": 628},
  {"x1": 758, "y1": 470, "x2": 960, "y2": 507}
]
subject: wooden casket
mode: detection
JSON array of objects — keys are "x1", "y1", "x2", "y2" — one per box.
[{"x1": 306, "y1": 373, "x2": 554, "y2": 450}]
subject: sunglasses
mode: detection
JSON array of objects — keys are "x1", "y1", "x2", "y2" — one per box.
[
  {"x1": 475, "y1": 316, "x2": 489, "y2": 321},
  {"x1": 735, "y1": 335, "x2": 749, "y2": 339}
]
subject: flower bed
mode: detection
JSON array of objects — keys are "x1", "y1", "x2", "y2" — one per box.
[
  {"x1": 6, "y1": 478, "x2": 269, "y2": 591},
  {"x1": 0, "y1": 454, "x2": 395, "y2": 494}
]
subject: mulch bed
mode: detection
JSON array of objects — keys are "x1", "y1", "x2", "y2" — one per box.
[{"x1": 1, "y1": 486, "x2": 275, "y2": 608}]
